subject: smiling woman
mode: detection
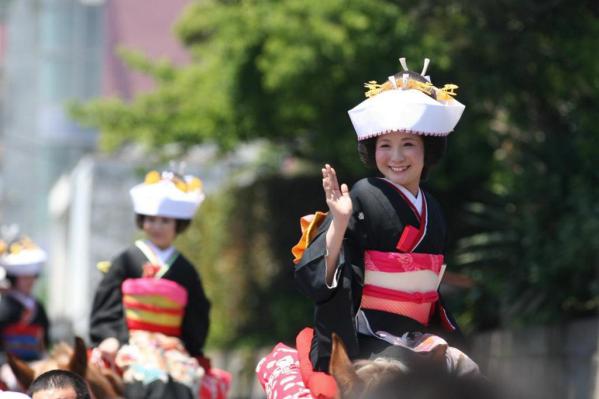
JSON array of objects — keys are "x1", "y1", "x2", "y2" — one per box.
[
  {"x1": 358, "y1": 133, "x2": 447, "y2": 182},
  {"x1": 373, "y1": 132, "x2": 425, "y2": 195},
  {"x1": 89, "y1": 169, "x2": 213, "y2": 398},
  {"x1": 258, "y1": 57, "x2": 476, "y2": 399}
]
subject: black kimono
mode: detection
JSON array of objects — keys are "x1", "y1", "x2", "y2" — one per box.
[
  {"x1": 295, "y1": 177, "x2": 461, "y2": 371},
  {"x1": 90, "y1": 245, "x2": 211, "y2": 357},
  {"x1": 0, "y1": 293, "x2": 50, "y2": 361}
]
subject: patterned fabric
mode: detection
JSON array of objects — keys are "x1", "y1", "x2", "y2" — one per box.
[
  {"x1": 360, "y1": 250, "x2": 444, "y2": 325},
  {"x1": 116, "y1": 331, "x2": 203, "y2": 389},
  {"x1": 122, "y1": 278, "x2": 188, "y2": 337},
  {"x1": 256, "y1": 343, "x2": 313, "y2": 399},
  {"x1": 256, "y1": 328, "x2": 479, "y2": 399},
  {"x1": 257, "y1": 328, "x2": 337, "y2": 399},
  {"x1": 199, "y1": 368, "x2": 232, "y2": 399},
  {"x1": 1, "y1": 323, "x2": 44, "y2": 361}
]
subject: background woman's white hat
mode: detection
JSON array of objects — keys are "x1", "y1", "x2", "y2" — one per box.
[
  {"x1": 130, "y1": 170, "x2": 205, "y2": 220},
  {"x1": 0, "y1": 232, "x2": 47, "y2": 276}
]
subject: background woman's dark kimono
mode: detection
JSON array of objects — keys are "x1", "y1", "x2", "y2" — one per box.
[
  {"x1": 90, "y1": 245, "x2": 211, "y2": 398},
  {"x1": 0, "y1": 294, "x2": 49, "y2": 361}
]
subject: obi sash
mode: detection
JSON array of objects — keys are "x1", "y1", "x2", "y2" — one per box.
[
  {"x1": 2, "y1": 323, "x2": 44, "y2": 361},
  {"x1": 122, "y1": 278, "x2": 188, "y2": 337},
  {"x1": 360, "y1": 250, "x2": 444, "y2": 325}
]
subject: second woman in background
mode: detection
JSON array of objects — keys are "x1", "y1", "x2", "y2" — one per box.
[{"x1": 90, "y1": 170, "x2": 211, "y2": 398}]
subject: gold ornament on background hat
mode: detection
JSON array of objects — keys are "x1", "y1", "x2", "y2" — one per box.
[
  {"x1": 143, "y1": 170, "x2": 203, "y2": 193},
  {"x1": 364, "y1": 57, "x2": 459, "y2": 101},
  {"x1": 0, "y1": 236, "x2": 40, "y2": 256}
]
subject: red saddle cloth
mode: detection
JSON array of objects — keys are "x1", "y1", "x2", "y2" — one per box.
[
  {"x1": 199, "y1": 365, "x2": 232, "y2": 399},
  {"x1": 256, "y1": 328, "x2": 337, "y2": 399}
]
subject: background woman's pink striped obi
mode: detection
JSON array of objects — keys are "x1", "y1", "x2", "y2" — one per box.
[
  {"x1": 361, "y1": 251, "x2": 444, "y2": 325},
  {"x1": 122, "y1": 278, "x2": 188, "y2": 337}
]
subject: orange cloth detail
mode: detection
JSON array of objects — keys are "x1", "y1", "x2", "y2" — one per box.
[
  {"x1": 296, "y1": 327, "x2": 338, "y2": 399},
  {"x1": 291, "y1": 212, "x2": 328, "y2": 264},
  {"x1": 360, "y1": 295, "x2": 432, "y2": 325}
]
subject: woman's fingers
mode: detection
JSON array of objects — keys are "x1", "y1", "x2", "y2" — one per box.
[
  {"x1": 323, "y1": 164, "x2": 346, "y2": 201},
  {"x1": 340, "y1": 183, "x2": 349, "y2": 196},
  {"x1": 329, "y1": 166, "x2": 341, "y2": 193}
]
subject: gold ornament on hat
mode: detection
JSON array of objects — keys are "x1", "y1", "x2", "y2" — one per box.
[
  {"x1": 143, "y1": 170, "x2": 203, "y2": 193},
  {"x1": 364, "y1": 57, "x2": 459, "y2": 101},
  {"x1": 0, "y1": 236, "x2": 41, "y2": 256},
  {"x1": 144, "y1": 170, "x2": 161, "y2": 184},
  {"x1": 187, "y1": 177, "x2": 203, "y2": 192}
]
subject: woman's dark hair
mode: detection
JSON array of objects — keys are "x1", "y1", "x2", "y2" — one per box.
[
  {"x1": 357, "y1": 134, "x2": 447, "y2": 181},
  {"x1": 6, "y1": 274, "x2": 17, "y2": 287},
  {"x1": 135, "y1": 214, "x2": 191, "y2": 234}
]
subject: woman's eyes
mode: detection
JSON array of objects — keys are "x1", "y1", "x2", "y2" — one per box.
[{"x1": 377, "y1": 141, "x2": 417, "y2": 148}]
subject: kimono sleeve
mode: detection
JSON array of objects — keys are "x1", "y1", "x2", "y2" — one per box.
[
  {"x1": 89, "y1": 253, "x2": 130, "y2": 346},
  {"x1": 36, "y1": 300, "x2": 50, "y2": 349},
  {"x1": 179, "y1": 261, "x2": 211, "y2": 357},
  {"x1": 0, "y1": 297, "x2": 19, "y2": 331},
  {"x1": 294, "y1": 192, "x2": 366, "y2": 304}
]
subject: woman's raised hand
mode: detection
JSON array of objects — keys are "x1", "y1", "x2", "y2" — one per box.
[{"x1": 322, "y1": 164, "x2": 352, "y2": 223}]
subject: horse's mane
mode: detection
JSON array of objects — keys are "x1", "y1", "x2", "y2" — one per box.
[{"x1": 352, "y1": 357, "x2": 409, "y2": 393}]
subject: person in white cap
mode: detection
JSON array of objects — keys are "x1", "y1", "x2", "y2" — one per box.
[
  {"x1": 89, "y1": 170, "x2": 211, "y2": 397},
  {"x1": 0, "y1": 234, "x2": 50, "y2": 362},
  {"x1": 293, "y1": 58, "x2": 474, "y2": 374}
]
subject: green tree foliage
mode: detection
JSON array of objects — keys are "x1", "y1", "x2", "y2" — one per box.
[
  {"x1": 71, "y1": 0, "x2": 468, "y2": 172},
  {"x1": 72, "y1": 0, "x2": 599, "y2": 341},
  {"x1": 448, "y1": 1, "x2": 599, "y2": 326}
]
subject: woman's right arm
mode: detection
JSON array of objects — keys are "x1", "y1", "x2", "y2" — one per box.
[
  {"x1": 294, "y1": 165, "x2": 354, "y2": 301},
  {"x1": 322, "y1": 164, "x2": 352, "y2": 285}
]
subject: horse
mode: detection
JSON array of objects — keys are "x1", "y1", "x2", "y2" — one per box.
[
  {"x1": 7, "y1": 336, "x2": 124, "y2": 398},
  {"x1": 329, "y1": 334, "x2": 498, "y2": 399}
]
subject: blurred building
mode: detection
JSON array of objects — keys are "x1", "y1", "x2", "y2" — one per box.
[{"x1": 0, "y1": 0, "x2": 192, "y2": 340}]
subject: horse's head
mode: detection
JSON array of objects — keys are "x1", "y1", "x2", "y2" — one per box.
[
  {"x1": 329, "y1": 334, "x2": 496, "y2": 399},
  {"x1": 8, "y1": 336, "x2": 124, "y2": 398}
]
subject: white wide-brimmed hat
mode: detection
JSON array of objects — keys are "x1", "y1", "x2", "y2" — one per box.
[
  {"x1": 0, "y1": 234, "x2": 47, "y2": 276},
  {"x1": 130, "y1": 170, "x2": 205, "y2": 220},
  {"x1": 348, "y1": 58, "x2": 465, "y2": 140}
]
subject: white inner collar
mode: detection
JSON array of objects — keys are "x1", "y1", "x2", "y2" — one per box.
[
  {"x1": 384, "y1": 179, "x2": 423, "y2": 215},
  {"x1": 146, "y1": 240, "x2": 176, "y2": 264},
  {"x1": 9, "y1": 291, "x2": 36, "y2": 310}
]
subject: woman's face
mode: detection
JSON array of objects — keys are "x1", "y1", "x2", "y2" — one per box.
[
  {"x1": 142, "y1": 216, "x2": 177, "y2": 249},
  {"x1": 14, "y1": 275, "x2": 37, "y2": 295},
  {"x1": 375, "y1": 131, "x2": 424, "y2": 195}
]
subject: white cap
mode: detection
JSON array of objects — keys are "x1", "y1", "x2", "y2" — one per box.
[
  {"x1": 130, "y1": 171, "x2": 205, "y2": 220},
  {"x1": 0, "y1": 393, "x2": 34, "y2": 399},
  {"x1": 0, "y1": 236, "x2": 46, "y2": 276},
  {"x1": 348, "y1": 58, "x2": 465, "y2": 140}
]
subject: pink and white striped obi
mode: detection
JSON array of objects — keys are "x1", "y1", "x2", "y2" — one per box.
[
  {"x1": 122, "y1": 278, "x2": 188, "y2": 337},
  {"x1": 360, "y1": 250, "x2": 444, "y2": 325}
]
